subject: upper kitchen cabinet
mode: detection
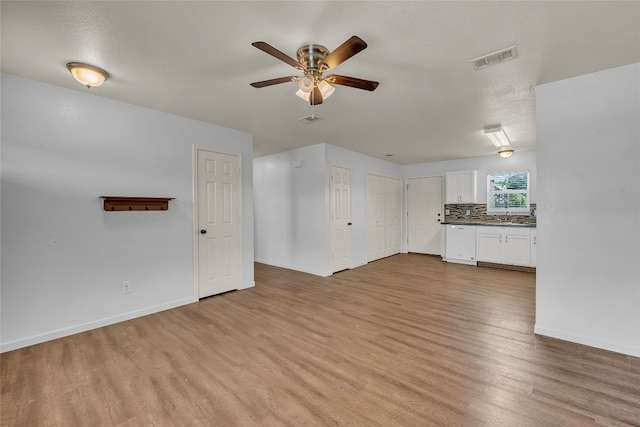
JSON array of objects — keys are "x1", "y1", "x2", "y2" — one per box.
[{"x1": 445, "y1": 170, "x2": 477, "y2": 204}]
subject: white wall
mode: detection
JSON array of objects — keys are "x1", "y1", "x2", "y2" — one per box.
[
  {"x1": 254, "y1": 144, "x2": 330, "y2": 276},
  {"x1": 402, "y1": 150, "x2": 537, "y2": 204},
  {"x1": 254, "y1": 143, "x2": 402, "y2": 275},
  {"x1": 535, "y1": 62, "x2": 640, "y2": 357},
  {"x1": 1, "y1": 74, "x2": 254, "y2": 352}
]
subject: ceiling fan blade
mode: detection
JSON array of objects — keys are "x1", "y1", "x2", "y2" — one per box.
[
  {"x1": 252, "y1": 42, "x2": 305, "y2": 71},
  {"x1": 322, "y1": 36, "x2": 368, "y2": 71},
  {"x1": 325, "y1": 74, "x2": 379, "y2": 91},
  {"x1": 250, "y1": 76, "x2": 297, "y2": 88},
  {"x1": 310, "y1": 85, "x2": 323, "y2": 105}
]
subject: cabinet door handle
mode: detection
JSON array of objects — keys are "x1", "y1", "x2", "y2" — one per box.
[{"x1": 505, "y1": 235, "x2": 508, "y2": 243}]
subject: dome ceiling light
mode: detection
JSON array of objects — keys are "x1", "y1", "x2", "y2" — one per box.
[{"x1": 66, "y1": 62, "x2": 109, "y2": 88}]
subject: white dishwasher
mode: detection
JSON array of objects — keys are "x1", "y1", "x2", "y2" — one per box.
[{"x1": 444, "y1": 224, "x2": 477, "y2": 265}]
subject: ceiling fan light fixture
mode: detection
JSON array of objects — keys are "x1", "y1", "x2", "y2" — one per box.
[
  {"x1": 251, "y1": 36, "x2": 377, "y2": 104},
  {"x1": 295, "y1": 80, "x2": 335, "y2": 103},
  {"x1": 298, "y1": 75, "x2": 314, "y2": 93},
  {"x1": 295, "y1": 88, "x2": 310, "y2": 102},
  {"x1": 318, "y1": 80, "x2": 335, "y2": 99},
  {"x1": 66, "y1": 62, "x2": 109, "y2": 88}
]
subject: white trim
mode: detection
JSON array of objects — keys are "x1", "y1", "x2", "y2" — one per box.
[
  {"x1": 534, "y1": 325, "x2": 640, "y2": 358},
  {"x1": 1, "y1": 297, "x2": 196, "y2": 353},
  {"x1": 192, "y1": 145, "x2": 199, "y2": 300}
]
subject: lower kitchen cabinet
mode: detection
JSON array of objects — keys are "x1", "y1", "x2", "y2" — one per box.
[
  {"x1": 530, "y1": 229, "x2": 537, "y2": 267},
  {"x1": 476, "y1": 226, "x2": 533, "y2": 267}
]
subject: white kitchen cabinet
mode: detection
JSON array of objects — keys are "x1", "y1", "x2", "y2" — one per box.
[
  {"x1": 445, "y1": 170, "x2": 477, "y2": 204},
  {"x1": 476, "y1": 226, "x2": 532, "y2": 267},
  {"x1": 530, "y1": 229, "x2": 537, "y2": 267}
]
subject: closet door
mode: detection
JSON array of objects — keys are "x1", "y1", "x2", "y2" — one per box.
[{"x1": 367, "y1": 173, "x2": 401, "y2": 262}]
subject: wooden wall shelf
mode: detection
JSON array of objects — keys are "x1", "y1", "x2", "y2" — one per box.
[{"x1": 101, "y1": 196, "x2": 175, "y2": 211}]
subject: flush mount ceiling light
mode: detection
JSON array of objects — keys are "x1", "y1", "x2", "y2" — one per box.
[
  {"x1": 66, "y1": 62, "x2": 109, "y2": 88},
  {"x1": 498, "y1": 148, "x2": 514, "y2": 158},
  {"x1": 484, "y1": 126, "x2": 515, "y2": 158}
]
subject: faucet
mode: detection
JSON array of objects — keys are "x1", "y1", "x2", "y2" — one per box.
[{"x1": 505, "y1": 210, "x2": 512, "y2": 223}]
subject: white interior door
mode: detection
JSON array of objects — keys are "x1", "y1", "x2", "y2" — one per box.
[
  {"x1": 384, "y1": 176, "x2": 401, "y2": 257},
  {"x1": 407, "y1": 176, "x2": 443, "y2": 255},
  {"x1": 197, "y1": 149, "x2": 242, "y2": 298},
  {"x1": 331, "y1": 165, "x2": 351, "y2": 273},
  {"x1": 367, "y1": 173, "x2": 401, "y2": 262},
  {"x1": 366, "y1": 173, "x2": 385, "y2": 261}
]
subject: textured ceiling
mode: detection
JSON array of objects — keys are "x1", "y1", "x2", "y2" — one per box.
[{"x1": 2, "y1": 1, "x2": 639, "y2": 164}]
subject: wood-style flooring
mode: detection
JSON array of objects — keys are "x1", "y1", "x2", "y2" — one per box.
[{"x1": 2, "y1": 254, "x2": 640, "y2": 426}]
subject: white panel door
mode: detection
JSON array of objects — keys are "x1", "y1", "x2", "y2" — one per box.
[
  {"x1": 197, "y1": 149, "x2": 241, "y2": 298},
  {"x1": 366, "y1": 174, "x2": 385, "y2": 261},
  {"x1": 407, "y1": 176, "x2": 443, "y2": 254},
  {"x1": 384, "y1": 177, "x2": 401, "y2": 257},
  {"x1": 331, "y1": 165, "x2": 351, "y2": 273}
]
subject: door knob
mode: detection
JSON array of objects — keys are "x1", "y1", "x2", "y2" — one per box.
[
  {"x1": 347, "y1": 222, "x2": 352, "y2": 226},
  {"x1": 200, "y1": 229, "x2": 207, "y2": 234}
]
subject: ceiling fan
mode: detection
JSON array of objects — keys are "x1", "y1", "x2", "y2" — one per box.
[{"x1": 250, "y1": 35, "x2": 379, "y2": 105}]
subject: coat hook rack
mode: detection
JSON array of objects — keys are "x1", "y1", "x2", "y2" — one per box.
[{"x1": 100, "y1": 196, "x2": 175, "y2": 212}]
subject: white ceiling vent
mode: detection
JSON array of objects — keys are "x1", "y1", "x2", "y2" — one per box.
[
  {"x1": 297, "y1": 114, "x2": 321, "y2": 124},
  {"x1": 471, "y1": 46, "x2": 518, "y2": 70}
]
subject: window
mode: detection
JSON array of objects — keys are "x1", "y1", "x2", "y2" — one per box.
[{"x1": 487, "y1": 171, "x2": 529, "y2": 214}]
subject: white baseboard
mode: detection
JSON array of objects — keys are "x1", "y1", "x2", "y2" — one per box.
[
  {"x1": 239, "y1": 280, "x2": 255, "y2": 290},
  {"x1": 1, "y1": 297, "x2": 197, "y2": 353},
  {"x1": 442, "y1": 258, "x2": 477, "y2": 266},
  {"x1": 254, "y1": 258, "x2": 331, "y2": 277},
  {"x1": 534, "y1": 325, "x2": 640, "y2": 358}
]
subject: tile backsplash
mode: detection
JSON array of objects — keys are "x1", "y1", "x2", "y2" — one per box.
[{"x1": 444, "y1": 203, "x2": 537, "y2": 225}]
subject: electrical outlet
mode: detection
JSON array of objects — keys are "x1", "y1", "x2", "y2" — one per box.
[
  {"x1": 445, "y1": 209, "x2": 450, "y2": 215},
  {"x1": 121, "y1": 281, "x2": 132, "y2": 294},
  {"x1": 465, "y1": 209, "x2": 471, "y2": 215}
]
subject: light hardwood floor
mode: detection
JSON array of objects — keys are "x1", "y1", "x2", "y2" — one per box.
[{"x1": 2, "y1": 254, "x2": 640, "y2": 426}]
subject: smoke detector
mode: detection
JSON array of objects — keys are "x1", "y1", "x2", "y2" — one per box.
[
  {"x1": 297, "y1": 114, "x2": 321, "y2": 124},
  {"x1": 471, "y1": 46, "x2": 518, "y2": 70}
]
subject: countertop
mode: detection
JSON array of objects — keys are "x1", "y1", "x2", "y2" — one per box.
[{"x1": 441, "y1": 221, "x2": 536, "y2": 228}]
